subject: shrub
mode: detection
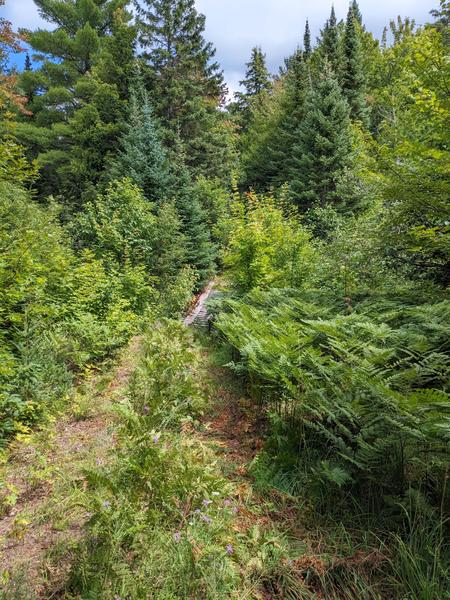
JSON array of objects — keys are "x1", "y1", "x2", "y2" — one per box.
[{"x1": 224, "y1": 192, "x2": 315, "y2": 293}]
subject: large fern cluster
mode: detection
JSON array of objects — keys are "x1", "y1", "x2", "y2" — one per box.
[{"x1": 216, "y1": 289, "x2": 450, "y2": 515}]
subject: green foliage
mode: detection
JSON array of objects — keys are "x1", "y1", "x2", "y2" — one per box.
[
  {"x1": 289, "y1": 66, "x2": 353, "y2": 212},
  {"x1": 0, "y1": 137, "x2": 37, "y2": 186},
  {"x1": 136, "y1": 0, "x2": 231, "y2": 179},
  {"x1": 320, "y1": 6, "x2": 340, "y2": 76},
  {"x1": 216, "y1": 289, "x2": 450, "y2": 518},
  {"x1": 75, "y1": 178, "x2": 158, "y2": 271},
  {"x1": 108, "y1": 79, "x2": 169, "y2": 201},
  {"x1": 16, "y1": 0, "x2": 135, "y2": 204},
  {"x1": 224, "y1": 192, "x2": 315, "y2": 293},
  {"x1": 342, "y1": 3, "x2": 369, "y2": 126},
  {"x1": 240, "y1": 51, "x2": 309, "y2": 191},
  {"x1": 192, "y1": 176, "x2": 230, "y2": 246},
  {"x1": 0, "y1": 172, "x2": 195, "y2": 443},
  {"x1": 372, "y1": 27, "x2": 450, "y2": 285},
  {"x1": 303, "y1": 20, "x2": 312, "y2": 59},
  {"x1": 233, "y1": 46, "x2": 272, "y2": 129},
  {"x1": 66, "y1": 321, "x2": 242, "y2": 598},
  {"x1": 170, "y1": 162, "x2": 217, "y2": 289}
]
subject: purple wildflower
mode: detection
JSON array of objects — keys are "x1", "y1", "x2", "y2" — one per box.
[
  {"x1": 200, "y1": 514, "x2": 212, "y2": 524},
  {"x1": 226, "y1": 544, "x2": 234, "y2": 555},
  {"x1": 202, "y1": 499, "x2": 212, "y2": 507},
  {"x1": 102, "y1": 500, "x2": 111, "y2": 509},
  {"x1": 173, "y1": 531, "x2": 181, "y2": 542},
  {"x1": 143, "y1": 405, "x2": 150, "y2": 415},
  {"x1": 223, "y1": 498, "x2": 232, "y2": 507},
  {"x1": 232, "y1": 506, "x2": 239, "y2": 515},
  {"x1": 195, "y1": 508, "x2": 201, "y2": 514},
  {"x1": 152, "y1": 433, "x2": 160, "y2": 444}
]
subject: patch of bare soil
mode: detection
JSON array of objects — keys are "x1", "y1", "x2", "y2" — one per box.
[
  {"x1": 197, "y1": 362, "x2": 300, "y2": 533},
  {"x1": 0, "y1": 335, "x2": 142, "y2": 597}
]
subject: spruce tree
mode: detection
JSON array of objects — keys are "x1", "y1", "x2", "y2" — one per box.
[
  {"x1": 234, "y1": 46, "x2": 271, "y2": 126},
  {"x1": 351, "y1": 0, "x2": 363, "y2": 25},
  {"x1": 289, "y1": 65, "x2": 353, "y2": 211},
  {"x1": 265, "y1": 49, "x2": 309, "y2": 186},
  {"x1": 304, "y1": 20, "x2": 312, "y2": 59},
  {"x1": 238, "y1": 47, "x2": 271, "y2": 98},
  {"x1": 135, "y1": 0, "x2": 228, "y2": 178},
  {"x1": 24, "y1": 53, "x2": 32, "y2": 72},
  {"x1": 341, "y1": 3, "x2": 369, "y2": 126},
  {"x1": 169, "y1": 147, "x2": 216, "y2": 288},
  {"x1": 321, "y1": 6, "x2": 340, "y2": 76},
  {"x1": 109, "y1": 78, "x2": 169, "y2": 202}
]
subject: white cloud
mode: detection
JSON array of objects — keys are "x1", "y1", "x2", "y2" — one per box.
[{"x1": 3, "y1": 0, "x2": 47, "y2": 30}]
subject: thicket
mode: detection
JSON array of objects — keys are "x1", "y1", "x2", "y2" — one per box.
[
  {"x1": 213, "y1": 2, "x2": 450, "y2": 596},
  {"x1": 0, "y1": 0, "x2": 230, "y2": 444},
  {"x1": 0, "y1": 0, "x2": 449, "y2": 596}
]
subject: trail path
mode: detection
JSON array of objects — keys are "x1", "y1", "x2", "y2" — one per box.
[
  {"x1": 0, "y1": 284, "x2": 301, "y2": 598},
  {"x1": 183, "y1": 280, "x2": 216, "y2": 327},
  {"x1": 0, "y1": 286, "x2": 219, "y2": 596},
  {"x1": 0, "y1": 336, "x2": 142, "y2": 596}
]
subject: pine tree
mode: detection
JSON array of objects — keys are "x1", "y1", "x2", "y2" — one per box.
[
  {"x1": 289, "y1": 65, "x2": 353, "y2": 211},
  {"x1": 304, "y1": 20, "x2": 312, "y2": 59},
  {"x1": 321, "y1": 6, "x2": 340, "y2": 76},
  {"x1": 234, "y1": 46, "x2": 271, "y2": 126},
  {"x1": 341, "y1": 3, "x2": 369, "y2": 126},
  {"x1": 16, "y1": 0, "x2": 135, "y2": 203},
  {"x1": 109, "y1": 78, "x2": 169, "y2": 202},
  {"x1": 136, "y1": 0, "x2": 228, "y2": 178}
]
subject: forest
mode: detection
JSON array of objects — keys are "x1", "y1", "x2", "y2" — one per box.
[{"x1": 0, "y1": 0, "x2": 449, "y2": 598}]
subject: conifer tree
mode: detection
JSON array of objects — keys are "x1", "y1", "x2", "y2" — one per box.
[
  {"x1": 351, "y1": 0, "x2": 363, "y2": 25},
  {"x1": 234, "y1": 46, "x2": 271, "y2": 126},
  {"x1": 304, "y1": 20, "x2": 312, "y2": 59},
  {"x1": 109, "y1": 78, "x2": 169, "y2": 202},
  {"x1": 16, "y1": 0, "x2": 135, "y2": 203},
  {"x1": 238, "y1": 47, "x2": 271, "y2": 99},
  {"x1": 169, "y1": 147, "x2": 216, "y2": 287},
  {"x1": 341, "y1": 3, "x2": 369, "y2": 126},
  {"x1": 321, "y1": 6, "x2": 340, "y2": 76},
  {"x1": 289, "y1": 65, "x2": 353, "y2": 211},
  {"x1": 24, "y1": 53, "x2": 32, "y2": 72},
  {"x1": 135, "y1": 0, "x2": 228, "y2": 178},
  {"x1": 265, "y1": 49, "x2": 309, "y2": 186}
]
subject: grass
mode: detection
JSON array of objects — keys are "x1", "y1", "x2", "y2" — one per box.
[
  {"x1": 0, "y1": 337, "x2": 141, "y2": 598},
  {"x1": 1, "y1": 321, "x2": 447, "y2": 598}
]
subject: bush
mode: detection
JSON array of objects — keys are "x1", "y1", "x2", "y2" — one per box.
[{"x1": 224, "y1": 192, "x2": 315, "y2": 293}]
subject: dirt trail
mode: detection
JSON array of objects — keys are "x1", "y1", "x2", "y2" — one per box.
[
  {"x1": 0, "y1": 336, "x2": 141, "y2": 595},
  {"x1": 0, "y1": 288, "x2": 215, "y2": 595}
]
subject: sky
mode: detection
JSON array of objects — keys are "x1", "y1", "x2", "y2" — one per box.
[{"x1": 3, "y1": 0, "x2": 438, "y2": 96}]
